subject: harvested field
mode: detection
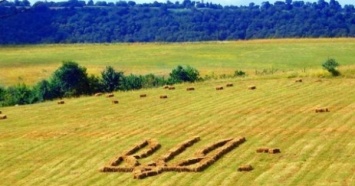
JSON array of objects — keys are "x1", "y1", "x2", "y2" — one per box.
[{"x1": 0, "y1": 78, "x2": 354, "y2": 185}]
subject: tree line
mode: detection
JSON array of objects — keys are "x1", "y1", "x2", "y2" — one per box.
[
  {"x1": 0, "y1": 62, "x2": 201, "y2": 107},
  {"x1": 0, "y1": 0, "x2": 354, "y2": 44}
]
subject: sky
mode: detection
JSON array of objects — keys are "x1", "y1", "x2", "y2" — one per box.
[{"x1": 27, "y1": 0, "x2": 355, "y2": 6}]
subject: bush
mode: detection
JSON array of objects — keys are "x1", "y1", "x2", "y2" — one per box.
[
  {"x1": 51, "y1": 61, "x2": 90, "y2": 97},
  {"x1": 322, "y1": 58, "x2": 340, "y2": 76},
  {"x1": 2, "y1": 84, "x2": 37, "y2": 106},
  {"x1": 122, "y1": 74, "x2": 143, "y2": 90},
  {"x1": 168, "y1": 65, "x2": 200, "y2": 84},
  {"x1": 101, "y1": 66, "x2": 124, "y2": 92},
  {"x1": 141, "y1": 73, "x2": 166, "y2": 88}
]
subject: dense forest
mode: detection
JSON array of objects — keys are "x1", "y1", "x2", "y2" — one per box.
[{"x1": 0, "y1": 0, "x2": 354, "y2": 44}]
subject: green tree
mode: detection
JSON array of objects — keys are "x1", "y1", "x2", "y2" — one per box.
[
  {"x1": 101, "y1": 66, "x2": 124, "y2": 92},
  {"x1": 51, "y1": 61, "x2": 90, "y2": 97},
  {"x1": 322, "y1": 58, "x2": 340, "y2": 76}
]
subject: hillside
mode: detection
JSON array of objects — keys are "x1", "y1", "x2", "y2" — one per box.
[
  {"x1": 1, "y1": 0, "x2": 354, "y2": 44},
  {"x1": 0, "y1": 77, "x2": 354, "y2": 185},
  {"x1": 1, "y1": 38, "x2": 355, "y2": 86}
]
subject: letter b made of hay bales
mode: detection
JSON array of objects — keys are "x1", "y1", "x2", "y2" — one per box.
[{"x1": 100, "y1": 137, "x2": 246, "y2": 179}]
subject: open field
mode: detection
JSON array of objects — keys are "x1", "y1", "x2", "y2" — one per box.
[
  {"x1": 1, "y1": 38, "x2": 355, "y2": 86},
  {"x1": 0, "y1": 78, "x2": 354, "y2": 185}
]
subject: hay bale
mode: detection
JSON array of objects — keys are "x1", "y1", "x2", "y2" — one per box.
[
  {"x1": 164, "y1": 85, "x2": 169, "y2": 89},
  {"x1": 186, "y1": 87, "x2": 195, "y2": 91},
  {"x1": 216, "y1": 86, "x2": 223, "y2": 90},
  {"x1": 256, "y1": 148, "x2": 269, "y2": 153},
  {"x1": 295, "y1": 79, "x2": 302, "y2": 83},
  {"x1": 160, "y1": 95, "x2": 168, "y2": 99},
  {"x1": 140, "y1": 94, "x2": 147, "y2": 98},
  {"x1": 94, "y1": 93, "x2": 103, "y2": 96},
  {"x1": 269, "y1": 148, "x2": 281, "y2": 154},
  {"x1": 0, "y1": 115, "x2": 7, "y2": 120},
  {"x1": 112, "y1": 100, "x2": 119, "y2": 104},
  {"x1": 315, "y1": 107, "x2": 330, "y2": 113},
  {"x1": 57, "y1": 100, "x2": 65, "y2": 104},
  {"x1": 248, "y1": 86, "x2": 256, "y2": 90},
  {"x1": 106, "y1": 93, "x2": 114, "y2": 98},
  {"x1": 238, "y1": 165, "x2": 253, "y2": 172},
  {"x1": 0, "y1": 111, "x2": 1, "y2": 114},
  {"x1": 169, "y1": 87, "x2": 175, "y2": 90},
  {"x1": 226, "y1": 83, "x2": 233, "y2": 87}
]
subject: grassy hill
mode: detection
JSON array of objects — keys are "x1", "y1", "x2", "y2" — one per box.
[
  {"x1": 0, "y1": 77, "x2": 354, "y2": 185},
  {"x1": 1, "y1": 38, "x2": 355, "y2": 86}
]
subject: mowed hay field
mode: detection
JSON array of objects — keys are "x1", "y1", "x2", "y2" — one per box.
[
  {"x1": 0, "y1": 78, "x2": 354, "y2": 185},
  {"x1": 1, "y1": 38, "x2": 355, "y2": 86}
]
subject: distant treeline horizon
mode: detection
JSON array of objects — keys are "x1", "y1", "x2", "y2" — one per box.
[{"x1": 0, "y1": 0, "x2": 354, "y2": 44}]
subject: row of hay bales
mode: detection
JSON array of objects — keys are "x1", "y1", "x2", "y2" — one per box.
[
  {"x1": 101, "y1": 139, "x2": 161, "y2": 173},
  {"x1": 256, "y1": 147, "x2": 281, "y2": 154},
  {"x1": 158, "y1": 136, "x2": 201, "y2": 162}
]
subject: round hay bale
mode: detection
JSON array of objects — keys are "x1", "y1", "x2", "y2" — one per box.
[
  {"x1": 0, "y1": 115, "x2": 7, "y2": 120},
  {"x1": 140, "y1": 94, "x2": 147, "y2": 98},
  {"x1": 226, "y1": 83, "x2": 233, "y2": 87},
  {"x1": 112, "y1": 100, "x2": 119, "y2": 104},
  {"x1": 160, "y1": 95, "x2": 168, "y2": 99},
  {"x1": 216, "y1": 86, "x2": 223, "y2": 90},
  {"x1": 57, "y1": 100, "x2": 65, "y2": 104},
  {"x1": 0, "y1": 111, "x2": 1, "y2": 114},
  {"x1": 186, "y1": 87, "x2": 195, "y2": 91},
  {"x1": 169, "y1": 87, "x2": 175, "y2": 90},
  {"x1": 164, "y1": 85, "x2": 169, "y2": 89}
]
